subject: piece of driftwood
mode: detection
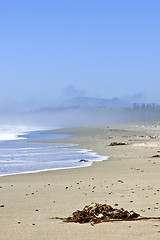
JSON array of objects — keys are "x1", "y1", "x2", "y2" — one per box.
[
  {"x1": 51, "y1": 203, "x2": 160, "y2": 225},
  {"x1": 108, "y1": 142, "x2": 128, "y2": 146},
  {"x1": 152, "y1": 155, "x2": 160, "y2": 158}
]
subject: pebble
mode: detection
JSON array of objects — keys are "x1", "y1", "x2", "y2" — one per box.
[
  {"x1": 118, "y1": 180, "x2": 124, "y2": 183},
  {"x1": 65, "y1": 187, "x2": 68, "y2": 189},
  {"x1": 17, "y1": 222, "x2": 21, "y2": 224},
  {"x1": 114, "y1": 204, "x2": 118, "y2": 206},
  {"x1": 0, "y1": 205, "x2": 4, "y2": 207},
  {"x1": 35, "y1": 209, "x2": 39, "y2": 211}
]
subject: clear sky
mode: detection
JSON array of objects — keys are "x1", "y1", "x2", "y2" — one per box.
[{"x1": 0, "y1": 0, "x2": 160, "y2": 104}]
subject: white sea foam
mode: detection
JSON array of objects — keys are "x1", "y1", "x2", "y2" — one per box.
[
  {"x1": 0, "y1": 126, "x2": 108, "y2": 176},
  {"x1": 0, "y1": 125, "x2": 49, "y2": 141},
  {"x1": 0, "y1": 125, "x2": 32, "y2": 141}
]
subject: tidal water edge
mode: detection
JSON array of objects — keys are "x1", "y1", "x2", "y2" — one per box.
[{"x1": 0, "y1": 126, "x2": 108, "y2": 176}]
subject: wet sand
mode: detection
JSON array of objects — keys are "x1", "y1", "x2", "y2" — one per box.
[{"x1": 1, "y1": 124, "x2": 160, "y2": 240}]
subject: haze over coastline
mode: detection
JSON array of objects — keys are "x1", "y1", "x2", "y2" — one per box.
[{"x1": 0, "y1": 94, "x2": 160, "y2": 130}]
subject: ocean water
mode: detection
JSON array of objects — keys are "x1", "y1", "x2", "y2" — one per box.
[{"x1": 0, "y1": 125, "x2": 108, "y2": 176}]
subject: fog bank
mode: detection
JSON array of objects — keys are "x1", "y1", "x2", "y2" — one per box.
[{"x1": 0, "y1": 103, "x2": 160, "y2": 130}]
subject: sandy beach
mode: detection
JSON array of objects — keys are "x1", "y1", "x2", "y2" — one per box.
[{"x1": 1, "y1": 123, "x2": 160, "y2": 240}]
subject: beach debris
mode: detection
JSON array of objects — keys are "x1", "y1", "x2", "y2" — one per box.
[
  {"x1": 52, "y1": 202, "x2": 160, "y2": 225},
  {"x1": 118, "y1": 180, "x2": 124, "y2": 183},
  {"x1": 52, "y1": 203, "x2": 139, "y2": 225},
  {"x1": 152, "y1": 155, "x2": 160, "y2": 158},
  {"x1": 79, "y1": 159, "x2": 89, "y2": 162},
  {"x1": 138, "y1": 135, "x2": 159, "y2": 139},
  {"x1": 108, "y1": 142, "x2": 128, "y2": 146},
  {"x1": 149, "y1": 135, "x2": 158, "y2": 139}
]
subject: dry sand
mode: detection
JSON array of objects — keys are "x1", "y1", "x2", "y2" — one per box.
[{"x1": 1, "y1": 123, "x2": 160, "y2": 240}]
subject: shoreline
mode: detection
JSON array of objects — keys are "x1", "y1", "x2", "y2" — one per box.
[
  {"x1": 1, "y1": 123, "x2": 160, "y2": 240},
  {"x1": 0, "y1": 130, "x2": 109, "y2": 177},
  {"x1": 0, "y1": 155, "x2": 108, "y2": 177}
]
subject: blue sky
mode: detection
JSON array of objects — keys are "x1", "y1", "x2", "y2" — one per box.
[{"x1": 0, "y1": 0, "x2": 160, "y2": 104}]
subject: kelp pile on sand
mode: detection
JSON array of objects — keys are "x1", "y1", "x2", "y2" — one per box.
[{"x1": 52, "y1": 202, "x2": 160, "y2": 225}]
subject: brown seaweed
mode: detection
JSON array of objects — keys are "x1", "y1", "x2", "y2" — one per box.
[
  {"x1": 51, "y1": 202, "x2": 160, "y2": 225},
  {"x1": 79, "y1": 159, "x2": 89, "y2": 162}
]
